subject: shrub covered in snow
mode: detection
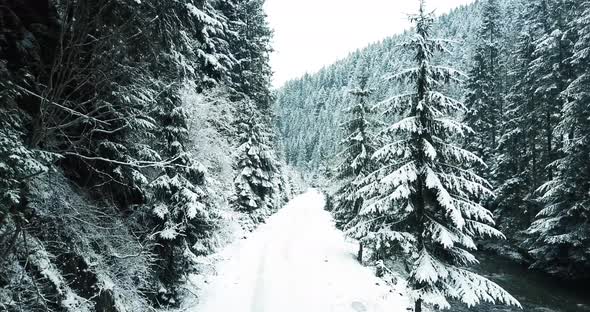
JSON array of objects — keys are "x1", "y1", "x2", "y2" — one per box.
[{"x1": 0, "y1": 172, "x2": 154, "y2": 311}]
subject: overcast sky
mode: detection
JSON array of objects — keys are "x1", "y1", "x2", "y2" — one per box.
[{"x1": 264, "y1": 0, "x2": 476, "y2": 88}]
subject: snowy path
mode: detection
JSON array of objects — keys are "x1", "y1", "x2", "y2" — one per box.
[{"x1": 194, "y1": 190, "x2": 409, "y2": 312}]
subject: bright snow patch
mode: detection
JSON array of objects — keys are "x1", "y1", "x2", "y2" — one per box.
[{"x1": 192, "y1": 189, "x2": 410, "y2": 312}]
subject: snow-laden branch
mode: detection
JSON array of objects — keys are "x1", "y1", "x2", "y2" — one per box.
[{"x1": 63, "y1": 152, "x2": 185, "y2": 169}]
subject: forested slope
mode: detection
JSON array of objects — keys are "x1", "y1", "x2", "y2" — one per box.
[
  {"x1": 276, "y1": 0, "x2": 590, "y2": 281},
  {"x1": 275, "y1": 1, "x2": 486, "y2": 171},
  {"x1": 0, "y1": 1, "x2": 296, "y2": 311}
]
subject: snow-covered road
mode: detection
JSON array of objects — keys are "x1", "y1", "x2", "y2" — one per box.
[{"x1": 194, "y1": 190, "x2": 409, "y2": 312}]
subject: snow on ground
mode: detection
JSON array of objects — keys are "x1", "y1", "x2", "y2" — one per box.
[{"x1": 191, "y1": 189, "x2": 410, "y2": 312}]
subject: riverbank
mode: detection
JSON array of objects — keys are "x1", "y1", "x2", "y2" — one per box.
[{"x1": 451, "y1": 253, "x2": 590, "y2": 312}]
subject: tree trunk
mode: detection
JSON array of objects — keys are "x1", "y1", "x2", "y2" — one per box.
[
  {"x1": 357, "y1": 242, "x2": 363, "y2": 263},
  {"x1": 415, "y1": 298, "x2": 422, "y2": 312}
]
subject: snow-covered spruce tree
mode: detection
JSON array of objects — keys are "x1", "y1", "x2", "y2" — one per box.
[
  {"x1": 496, "y1": 0, "x2": 576, "y2": 231},
  {"x1": 333, "y1": 74, "x2": 376, "y2": 233},
  {"x1": 463, "y1": 0, "x2": 504, "y2": 181},
  {"x1": 140, "y1": 0, "x2": 239, "y2": 301},
  {"x1": 524, "y1": 0, "x2": 576, "y2": 170},
  {"x1": 145, "y1": 0, "x2": 232, "y2": 285},
  {"x1": 227, "y1": 0, "x2": 274, "y2": 111},
  {"x1": 526, "y1": 0, "x2": 590, "y2": 280},
  {"x1": 349, "y1": 2, "x2": 520, "y2": 311},
  {"x1": 0, "y1": 76, "x2": 57, "y2": 231},
  {"x1": 495, "y1": 1, "x2": 538, "y2": 219},
  {"x1": 232, "y1": 101, "x2": 279, "y2": 215},
  {"x1": 148, "y1": 86, "x2": 216, "y2": 303}
]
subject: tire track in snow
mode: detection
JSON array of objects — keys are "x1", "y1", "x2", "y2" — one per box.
[{"x1": 194, "y1": 190, "x2": 410, "y2": 312}]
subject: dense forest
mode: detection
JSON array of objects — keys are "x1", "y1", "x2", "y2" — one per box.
[
  {"x1": 276, "y1": 0, "x2": 590, "y2": 287},
  {"x1": 2, "y1": 0, "x2": 589, "y2": 311},
  {"x1": 0, "y1": 0, "x2": 299, "y2": 311}
]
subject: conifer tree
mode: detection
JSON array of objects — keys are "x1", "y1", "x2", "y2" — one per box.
[
  {"x1": 496, "y1": 0, "x2": 575, "y2": 226},
  {"x1": 464, "y1": 0, "x2": 503, "y2": 181},
  {"x1": 523, "y1": 0, "x2": 575, "y2": 185},
  {"x1": 148, "y1": 87, "x2": 215, "y2": 303},
  {"x1": 0, "y1": 78, "x2": 57, "y2": 228},
  {"x1": 220, "y1": 0, "x2": 282, "y2": 215},
  {"x1": 140, "y1": 1, "x2": 234, "y2": 301},
  {"x1": 333, "y1": 74, "x2": 376, "y2": 231},
  {"x1": 349, "y1": 2, "x2": 520, "y2": 310},
  {"x1": 527, "y1": 0, "x2": 590, "y2": 279},
  {"x1": 233, "y1": 101, "x2": 279, "y2": 214},
  {"x1": 225, "y1": 0, "x2": 274, "y2": 110},
  {"x1": 495, "y1": 1, "x2": 538, "y2": 217}
]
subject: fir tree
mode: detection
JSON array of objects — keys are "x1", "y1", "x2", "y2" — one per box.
[
  {"x1": 527, "y1": 0, "x2": 590, "y2": 279},
  {"x1": 333, "y1": 74, "x2": 376, "y2": 231},
  {"x1": 233, "y1": 101, "x2": 279, "y2": 214},
  {"x1": 463, "y1": 0, "x2": 504, "y2": 181},
  {"x1": 139, "y1": 1, "x2": 235, "y2": 301},
  {"x1": 496, "y1": 0, "x2": 576, "y2": 231},
  {"x1": 495, "y1": 1, "x2": 538, "y2": 218},
  {"x1": 523, "y1": 0, "x2": 575, "y2": 185},
  {"x1": 349, "y1": 2, "x2": 520, "y2": 310},
  {"x1": 226, "y1": 0, "x2": 274, "y2": 110},
  {"x1": 0, "y1": 77, "x2": 57, "y2": 228},
  {"x1": 148, "y1": 87, "x2": 215, "y2": 304}
]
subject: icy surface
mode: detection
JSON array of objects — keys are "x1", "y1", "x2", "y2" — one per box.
[{"x1": 194, "y1": 189, "x2": 409, "y2": 312}]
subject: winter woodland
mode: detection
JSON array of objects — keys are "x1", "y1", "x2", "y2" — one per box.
[{"x1": 1, "y1": 0, "x2": 589, "y2": 311}]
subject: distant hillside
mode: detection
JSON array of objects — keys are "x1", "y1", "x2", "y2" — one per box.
[{"x1": 275, "y1": 0, "x2": 513, "y2": 171}]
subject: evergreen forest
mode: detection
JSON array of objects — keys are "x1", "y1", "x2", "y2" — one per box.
[{"x1": 2, "y1": 0, "x2": 589, "y2": 311}]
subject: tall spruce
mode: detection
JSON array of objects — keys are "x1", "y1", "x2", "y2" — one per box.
[
  {"x1": 495, "y1": 1, "x2": 537, "y2": 218},
  {"x1": 233, "y1": 101, "x2": 279, "y2": 214},
  {"x1": 149, "y1": 87, "x2": 214, "y2": 303},
  {"x1": 333, "y1": 74, "x2": 376, "y2": 230},
  {"x1": 526, "y1": 0, "x2": 576, "y2": 172},
  {"x1": 527, "y1": 0, "x2": 590, "y2": 279},
  {"x1": 228, "y1": 0, "x2": 281, "y2": 216},
  {"x1": 463, "y1": 0, "x2": 503, "y2": 182},
  {"x1": 349, "y1": 2, "x2": 519, "y2": 310},
  {"x1": 141, "y1": 0, "x2": 234, "y2": 302},
  {"x1": 226, "y1": 0, "x2": 274, "y2": 111},
  {"x1": 496, "y1": 0, "x2": 576, "y2": 237}
]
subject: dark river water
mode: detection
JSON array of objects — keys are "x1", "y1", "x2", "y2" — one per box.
[{"x1": 451, "y1": 255, "x2": 590, "y2": 312}]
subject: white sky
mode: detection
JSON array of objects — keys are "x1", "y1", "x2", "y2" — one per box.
[{"x1": 264, "y1": 0, "x2": 476, "y2": 87}]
